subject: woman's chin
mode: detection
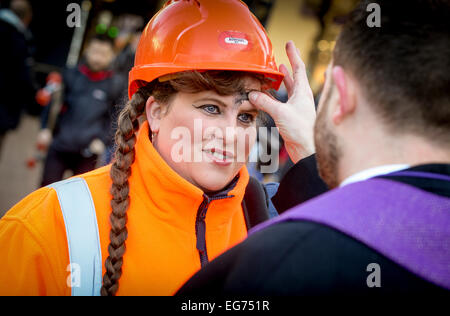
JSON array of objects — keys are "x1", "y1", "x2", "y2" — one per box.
[
  {"x1": 195, "y1": 178, "x2": 231, "y2": 193},
  {"x1": 191, "y1": 168, "x2": 238, "y2": 193}
]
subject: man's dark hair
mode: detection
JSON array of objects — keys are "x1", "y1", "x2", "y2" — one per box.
[
  {"x1": 333, "y1": 0, "x2": 450, "y2": 144},
  {"x1": 88, "y1": 34, "x2": 115, "y2": 49}
]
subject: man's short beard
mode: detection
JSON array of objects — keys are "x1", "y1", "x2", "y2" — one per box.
[{"x1": 314, "y1": 85, "x2": 341, "y2": 189}]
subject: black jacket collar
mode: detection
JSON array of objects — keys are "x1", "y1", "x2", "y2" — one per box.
[{"x1": 377, "y1": 163, "x2": 450, "y2": 198}]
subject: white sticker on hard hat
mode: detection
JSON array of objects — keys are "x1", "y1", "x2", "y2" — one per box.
[
  {"x1": 224, "y1": 37, "x2": 248, "y2": 46},
  {"x1": 219, "y1": 31, "x2": 252, "y2": 51}
]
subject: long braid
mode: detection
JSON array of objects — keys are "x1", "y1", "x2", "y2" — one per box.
[{"x1": 101, "y1": 89, "x2": 149, "y2": 296}]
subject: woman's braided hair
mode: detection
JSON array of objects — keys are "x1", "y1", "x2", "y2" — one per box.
[{"x1": 100, "y1": 71, "x2": 266, "y2": 296}]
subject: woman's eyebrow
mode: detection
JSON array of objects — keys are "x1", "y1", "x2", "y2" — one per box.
[
  {"x1": 194, "y1": 97, "x2": 228, "y2": 108},
  {"x1": 194, "y1": 93, "x2": 259, "y2": 110}
]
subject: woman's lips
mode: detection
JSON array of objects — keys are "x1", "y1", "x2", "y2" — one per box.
[{"x1": 203, "y1": 148, "x2": 234, "y2": 166}]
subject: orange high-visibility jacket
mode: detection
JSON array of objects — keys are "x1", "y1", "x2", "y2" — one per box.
[{"x1": 0, "y1": 122, "x2": 249, "y2": 295}]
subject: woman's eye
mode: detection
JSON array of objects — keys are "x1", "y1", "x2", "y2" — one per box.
[
  {"x1": 238, "y1": 113, "x2": 255, "y2": 124},
  {"x1": 201, "y1": 105, "x2": 220, "y2": 114}
]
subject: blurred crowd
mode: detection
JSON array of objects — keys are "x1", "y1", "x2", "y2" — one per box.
[{"x1": 0, "y1": 0, "x2": 292, "y2": 192}]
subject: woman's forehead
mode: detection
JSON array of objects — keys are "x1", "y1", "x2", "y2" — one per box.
[{"x1": 170, "y1": 76, "x2": 262, "y2": 108}]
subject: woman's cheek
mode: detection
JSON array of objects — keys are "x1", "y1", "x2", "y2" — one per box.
[{"x1": 164, "y1": 112, "x2": 200, "y2": 161}]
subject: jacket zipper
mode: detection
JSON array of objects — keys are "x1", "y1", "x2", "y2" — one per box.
[{"x1": 195, "y1": 193, "x2": 232, "y2": 268}]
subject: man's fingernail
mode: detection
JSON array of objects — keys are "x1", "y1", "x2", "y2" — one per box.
[{"x1": 249, "y1": 92, "x2": 257, "y2": 102}]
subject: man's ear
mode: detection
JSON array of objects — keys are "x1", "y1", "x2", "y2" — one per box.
[
  {"x1": 145, "y1": 96, "x2": 163, "y2": 133},
  {"x1": 331, "y1": 66, "x2": 357, "y2": 125}
]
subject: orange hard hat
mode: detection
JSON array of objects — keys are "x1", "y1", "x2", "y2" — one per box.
[{"x1": 128, "y1": 0, "x2": 284, "y2": 99}]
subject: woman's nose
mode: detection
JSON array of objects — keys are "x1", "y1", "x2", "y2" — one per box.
[
  {"x1": 221, "y1": 115, "x2": 240, "y2": 142},
  {"x1": 202, "y1": 117, "x2": 237, "y2": 146}
]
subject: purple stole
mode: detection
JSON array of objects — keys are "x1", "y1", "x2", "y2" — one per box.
[{"x1": 250, "y1": 171, "x2": 450, "y2": 290}]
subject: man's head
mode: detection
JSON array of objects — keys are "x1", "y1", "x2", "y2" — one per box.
[
  {"x1": 84, "y1": 35, "x2": 115, "y2": 72},
  {"x1": 315, "y1": 0, "x2": 450, "y2": 188}
]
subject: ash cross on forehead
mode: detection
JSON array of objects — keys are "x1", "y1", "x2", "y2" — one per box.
[{"x1": 234, "y1": 90, "x2": 256, "y2": 107}]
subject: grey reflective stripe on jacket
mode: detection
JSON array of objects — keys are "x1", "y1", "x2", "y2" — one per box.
[{"x1": 48, "y1": 177, "x2": 102, "y2": 296}]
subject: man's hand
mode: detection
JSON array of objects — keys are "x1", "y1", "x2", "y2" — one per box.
[{"x1": 249, "y1": 41, "x2": 316, "y2": 164}]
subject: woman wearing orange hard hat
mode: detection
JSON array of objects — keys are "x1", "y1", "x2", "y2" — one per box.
[{"x1": 0, "y1": 0, "x2": 321, "y2": 296}]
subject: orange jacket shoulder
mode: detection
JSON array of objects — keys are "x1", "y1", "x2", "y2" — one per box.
[
  {"x1": 0, "y1": 165, "x2": 112, "y2": 296},
  {"x1": 0, "y1": 186, "x2": 70, "y2": 295}
]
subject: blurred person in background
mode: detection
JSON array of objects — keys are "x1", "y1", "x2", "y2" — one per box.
[
  {"x1": 113, "y1": 30, "x2": 141, "y2": 84},
  {"x1": 0, "y1": 0, "x2": 35, "y2": 156},
  {"x1": 103, "y1": 30, "x2": 142, "y2": 163},
  {"x1": 38, "y1": 34, "x2": 124, "y2": 186}
]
